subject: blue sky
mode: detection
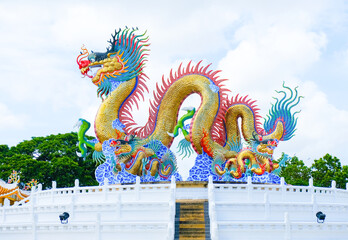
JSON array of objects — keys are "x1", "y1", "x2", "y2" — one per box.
[{"x1": 1, "y1": 1, "x2": 348, "y2": 176}]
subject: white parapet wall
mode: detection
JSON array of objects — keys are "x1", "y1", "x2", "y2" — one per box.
[
  {"x1": 208, "y1": 176, "x2": 348, "y2": 240},
  {"x1": 0, "y1": 177, "x2": 176, "y2": 240},
  {"x1": 1, "y1": 176, "x2": 348, "y2": 240}
]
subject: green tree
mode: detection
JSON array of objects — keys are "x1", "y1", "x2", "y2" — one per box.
[
  {"x1": 311, "y1": 154, "x2": 348, "y2": 189},
  {"x1": 0, "y1": 145, "x2": 10, "y2": 158},
  {"x1": 0, "y1": 154, "x2": 51, "y2": 184},
  {"x1": 0, "y1": 133, "x2": 98, "y2": 189},
  {"x1": 279, "y1": 156, "x2": 311, "y2": 186}
]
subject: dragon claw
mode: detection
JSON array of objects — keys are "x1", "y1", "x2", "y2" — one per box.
[
  {"x1": 167, "y1": 132, "x2": 175, "y2": 137},
  {"x1": 181, "y1": 106, "x2": 195, "y2": 112},
  {"x1": 74, "y1": 119, "x2": 83, "y2": 129}
]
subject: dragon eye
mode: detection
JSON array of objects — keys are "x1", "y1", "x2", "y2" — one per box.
[{"x1": 88, "y1": 54, "x2": 96, "y2": 63}]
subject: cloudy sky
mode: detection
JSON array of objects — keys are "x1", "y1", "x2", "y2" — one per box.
[{"x1": 1, "y1": 0, "x2": 348, "y2": 176}]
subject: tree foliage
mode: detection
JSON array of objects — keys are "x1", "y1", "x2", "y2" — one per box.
[
  {"x1": 311, "y1": 154, "x2": 348, "y2": 188},
  {"x1": 0, "y1": 133, "x2": 98, "y2": 189},
  {"x1": 279, "y1": 156, "x2": 311, "y2": 186},
  {"x1": 280, "y1": 153, "x2": 348, "y2": 189}
]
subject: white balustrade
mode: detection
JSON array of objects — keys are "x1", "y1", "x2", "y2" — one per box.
[
  {"x1": 208, "y1": 175, "x2": 218, "y2": 240},
  {"x1": 209, "y1": 177, "x2": 348, "y2": 240},
  {"x1": 2, "y1": 176, "x2": 348, "y2": 240},
  {"x1": 0, "y1": 177, "x2": 176, "y2": 240}
]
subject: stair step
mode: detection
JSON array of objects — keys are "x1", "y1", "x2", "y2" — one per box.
[
  {"x1": 178, "y1": 220, "x2": 205, "y2": 225},
  {"x1": 174, "y1": 200, "x2": 211, "y2": 240},
  {"x1": 180, "y1": 213, "x2": 205, "y2": 216},
  {"x1": 180, "y1": 209, "x2": 204, "y2": 213},
  {"x1": 178, "y1": 236, "x2": 206, "y2": 239},
  {"x1": 179, "y1": 224, "x2": 206, "y2": 229},
  {"x1": 180, "y1": 217, "x2": 205, "y2": 221}
]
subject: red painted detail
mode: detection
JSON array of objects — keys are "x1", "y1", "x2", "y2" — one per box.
[
  {"x1": 78, "y1": 60, "x2": 90, "y2": 69},
  {"x1": 235, "y1": 165, "x2": 242, "y2": 179},
  {"x1": 118, "y1": 62, "x2": 231, "y2": 142},
  {"x1": 145, "y1": 162, "x2": 151, "y2": 171},
  {"x1": 110, "y1": 140, "x2": 117, "y2": 146},
  {"x1": 114, "y1": 130, "x2": 123, "y2": 139},
  {"x1": 255, "y1": 163, "x2": 266, "y2": 175},
  {"x1": 201, "y1": 129, "x2": 214, "y2": 157},
  {"x1": 125, "y1": 161, "x2": 132, "y2": 169},
  {"x1": 76, "y1": 46, "x2": 92, "y2": 78}
]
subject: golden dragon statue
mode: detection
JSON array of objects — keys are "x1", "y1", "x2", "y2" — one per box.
[{"x1": 76, "y1": 28, "x2": 301, "y2": 184}]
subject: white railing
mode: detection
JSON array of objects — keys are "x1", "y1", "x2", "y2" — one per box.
[
  {"x1": 208, "y1": 177, "x2": 348, "y2": 240},
  {"x1": 0, "y1": 176, "x2": 176, "y2": 240},
  {"x1": 3, "y1": 175, "x2": 348, "y2": 240},
  {"x1": 168, "y1": 176, "x2": 176, "y2": 240},
  {"x1": 212, "y1": 177, "x2": 348, "y2": 204},
  {"x1": 208, "y1": 176, "x2": 218, "y2": 240},
  {"x1": 217, "y1": 215, "x2": 348, "y2": 240}
]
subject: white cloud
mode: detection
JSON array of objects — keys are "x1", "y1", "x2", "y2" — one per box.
[
  {"x1": 0, "y1": 103, "x2": 27, "y2": 130},
  {"x1": 291, "y1": 81, "x2": 348, "y2": 164},
  {"x1": 216, "y1": 2, "x2": 348, "y2": 165},
  {"x1": 219, "y1": 26, "x2": 327, "y2": 96},
  {"x1": 0, "y1": 0, "x2": 348, "y2": 176}
]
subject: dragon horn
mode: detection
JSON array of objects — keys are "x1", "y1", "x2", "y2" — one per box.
[{"x1": 262, "y1": 121, "x2": 284, "y2": 141}]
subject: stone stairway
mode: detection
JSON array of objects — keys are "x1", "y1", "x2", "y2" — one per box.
[{"x1": 174, "y1": 200, "x2": 211, "y2": 240}]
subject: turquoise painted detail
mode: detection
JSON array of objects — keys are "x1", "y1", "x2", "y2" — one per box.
[
  {"x1": 177, "y1": 138, "x2": 194, "y2": 159},
  {"x1": 76, "y1": 118, "x2": 105, "y2": 164},
  {"x1": 272, "y1": 153, "x2": 291, "y2": 176},
  {"x1": 264, "y1": 82, "x2": 303, "y2": 141}
]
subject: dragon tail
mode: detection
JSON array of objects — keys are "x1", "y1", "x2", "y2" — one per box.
[{"x1": 159, "y1": 151, "x2": 177, "y2": 179}]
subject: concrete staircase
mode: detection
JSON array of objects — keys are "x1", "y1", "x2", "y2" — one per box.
[{"x1": 174, "y1": 200, "x2": 211, "y2": 240}]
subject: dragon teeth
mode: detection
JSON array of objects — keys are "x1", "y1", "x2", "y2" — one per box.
[{"x1": 90, "y1": 65, "x2": 102, "y2": 76}]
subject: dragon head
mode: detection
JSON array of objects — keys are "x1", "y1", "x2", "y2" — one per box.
[
  {"x1": 109, "y1": 135, "x2": 138, "y2": 162},
  {"x1": 76, "y1": 28, "x2": 149, "y2": 98},
  {"x1": 250, "y1": 132, "x2": 279, "y2": 161},
  {"x1": 256, "y1": 139, "x2": 279, "y2": 156},
  {"x1": 110, "y1": 139, "x2": 132, "y2": 155}
]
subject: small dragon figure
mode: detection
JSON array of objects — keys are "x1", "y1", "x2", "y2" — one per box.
[
  {"x1": 109, "y1": 136, "x2": 176, "y2": 178},
  {"x1": 76, "y1": 28, "x2": 301, "y2": 184},
  {"x1": 7, "y1": 170, "x2": 20, "y2": 184}
]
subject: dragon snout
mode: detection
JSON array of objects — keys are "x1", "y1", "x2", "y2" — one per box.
[
  {"x1": 78, "y1": 60, "x2": 92, "y2": 77},
  {"x1": 79, "y1": 60, "x2": 91, "y2": 69},
  {"x1": 76, "y1": 46, "x2": 93, "y2": 78}
]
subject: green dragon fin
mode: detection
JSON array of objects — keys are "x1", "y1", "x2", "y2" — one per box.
[
  {"x1": 167, "y1": 107, "x2": 195, "y2": 138},
  {"x1": 75, "y1": 118, "x2": 105, "y2": 163}
]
